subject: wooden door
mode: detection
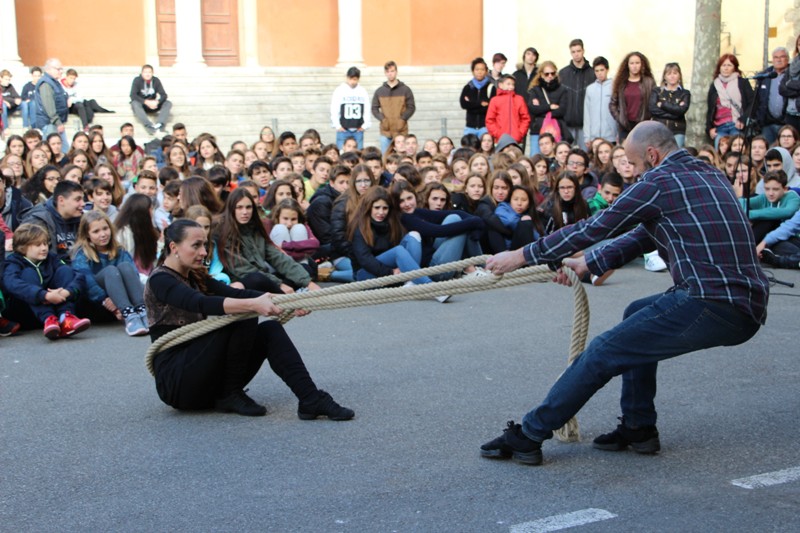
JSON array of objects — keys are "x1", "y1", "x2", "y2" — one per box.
[
  {"x1": 156, "y1": 0, "x2": 177, "y2": 66},
  {"x1": 201, "y1": 0, "x2": 239, "y2": 66}
]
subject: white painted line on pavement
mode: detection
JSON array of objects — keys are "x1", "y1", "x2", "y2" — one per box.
[
  {"x1": 509, "y1": 508, "x2": 617, "y2": 533},
  {"x1": 731, "y1": 466, "x2": 800, "y2": 489}
]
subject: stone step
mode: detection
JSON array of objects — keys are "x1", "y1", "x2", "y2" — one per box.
[{"x1": 3, "y1": 66, "x2": 479, "y2": 149}]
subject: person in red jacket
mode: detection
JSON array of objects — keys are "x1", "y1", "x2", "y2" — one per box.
[{"x1": 486, "y1": 75, "x2": 531, "y2": 143}]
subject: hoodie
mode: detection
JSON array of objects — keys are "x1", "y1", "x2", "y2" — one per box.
[
  {"x1": 21, "y1": 198, "x2": 81, "y2": 262},
  {"x1": 755, "y1": 147, "x2": 800, "y2": 194},
  {"x1": 485, "y1": 88, "x2": 530, "y2": 143},
  {"x1": 307, "y1": 183, "x2": 342, "y2": 252},
  {"x1": 330, "y1": 82, "x2": 371, "y2": 131}
]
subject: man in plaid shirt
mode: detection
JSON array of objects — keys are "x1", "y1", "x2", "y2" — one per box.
[{"x1": 480, "y1": 121, "x2": 769, "y2": 466}]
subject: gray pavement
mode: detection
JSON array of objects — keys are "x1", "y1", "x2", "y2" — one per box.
[{"x1": 2, "y1": 261, "x2": 799, "y2": 532}]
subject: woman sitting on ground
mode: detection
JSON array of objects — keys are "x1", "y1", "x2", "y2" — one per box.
[
  {"x1": 144, "y1": 218, "x2": 354, "y2": 419},
  {"x1": 216, "y1": 188, "x2": 320, "y2": 293}
]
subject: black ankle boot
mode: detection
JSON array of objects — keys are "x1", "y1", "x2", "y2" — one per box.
[
  {"x1": 215, "y1": 389, "x2": 267, "y2": 416},
  {"x1": 298, "y1": 390, "x2": 354, "y2": 421}
]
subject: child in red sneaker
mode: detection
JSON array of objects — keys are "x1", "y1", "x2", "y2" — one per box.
[{"x1": 1, "y1": 224, "x2": 90, "y2": 339}]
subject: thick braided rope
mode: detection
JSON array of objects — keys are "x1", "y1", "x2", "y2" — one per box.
[{"x1": 144, "y1": 255, "x2": 589, "y2": 441}]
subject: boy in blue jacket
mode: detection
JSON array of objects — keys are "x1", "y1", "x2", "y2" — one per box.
[{"x1": 1, "y1": 223, "x2": 91, "y2": 339}]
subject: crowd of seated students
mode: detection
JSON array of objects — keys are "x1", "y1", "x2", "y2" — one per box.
[{"x1": 3, "y1": 37, "x2": 800, "y2": 340}]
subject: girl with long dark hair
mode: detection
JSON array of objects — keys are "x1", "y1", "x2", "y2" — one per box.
[{"x1": 143, "y1": 218, "x2": 353, "y2": 418}]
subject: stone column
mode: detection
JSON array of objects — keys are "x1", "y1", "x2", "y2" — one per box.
[
  {"x1": 482, "y1": 0, "x2": 518, "y2": 66},
  {"x1": 174, "y1": 0, "x2": 206, "y2": 67},
  {"x1": 241, "y1": 0, "x2": 260, "y2": 67},
  {"x1": 0, "y1": 0, "x2": 24, "y2": 69},
  {"x1": 336, "y1": 0, "x2": 364, "y2": 67},
  {"x1": 143, "y1": 0, "x2": 160, "y2": 66}
]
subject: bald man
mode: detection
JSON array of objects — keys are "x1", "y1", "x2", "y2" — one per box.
[
  {"x1": 481, "y1": 121, "x2": 769, "y2": 466},
  {"x1": 33, "y1": 58, "x2": 69, "y2": 146}
]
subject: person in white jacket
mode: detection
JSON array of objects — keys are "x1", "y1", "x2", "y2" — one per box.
[
  {"x1": 583, "y1": 57, "x2": 618, "y2": 149},
  {"x1": 330, "y1": 67, "x2": 371, "y2": 150}
]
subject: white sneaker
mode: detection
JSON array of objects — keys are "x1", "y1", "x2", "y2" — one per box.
[
  {"x1": 463, "y1": 267, "x2": 490, "y2": 278},
  {"x1": 644, "y1": 251, "x2": 668, "y2": 272},
  {"x1": 434, "y1": 294, "x2": 451, "y2": 303}
]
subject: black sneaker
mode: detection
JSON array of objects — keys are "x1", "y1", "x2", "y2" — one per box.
[
  {"x1": 760, "y1": 249, "x2": 799, "y2": 269},
  {"x1": 298, "y1": 390, "x2": 354, "y2": 421},
  {"x1": 480, "y1": 420, "x2": 543, "y2": 465},
  {"x1": 215, "y1": 389, "x2": 267, "y2": 417},
  {"x1": 760, "y1": 248, "x2": 779, "y2": 266},
  {"x1": 592, "y1": 418, "x2": 660, "y2": 454}
]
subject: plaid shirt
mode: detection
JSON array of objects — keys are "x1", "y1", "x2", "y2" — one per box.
[{"x1": 523, "y1": 149, "x2": 769, "y2": 324}]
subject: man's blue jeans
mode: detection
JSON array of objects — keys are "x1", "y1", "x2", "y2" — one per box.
[
  {"x1": 463, "y1": 126, "x2": 488, "y2": 138},
  {"x1": 40, "y1": 124, "x2": 68, "y2": 149},
  {"x1": 380, "y1": 135, "x2": 392, "y2": 154},
  {"x1": 356, "y1": 233, "x2": 432, "y2": 284},
  {"x1": 336, "y1": 130, "x2": 364, "y2": 150},
  {"x1": 528, "y1": 134, "x2": 540, "y2": 156},
  {"x1": 522, "y1": 289, "x2": 760, "y2": 442}
]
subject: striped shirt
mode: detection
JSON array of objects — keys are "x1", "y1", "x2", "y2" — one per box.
[{"x1": 522, "y1": 149, "x2": 769, "y2": 324}]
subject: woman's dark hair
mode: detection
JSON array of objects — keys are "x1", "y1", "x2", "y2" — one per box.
[
  {"x1": 3, "y1": 134, "x2": 26, "y2": 158},
  {"x1": 116, "y1": 135, "x2": 138, "y2": 158},
  {"x1": 271, "y1": 198, "x2": 306, "y2": 225},
  {"x1": 89, "y1": 131, "x2": 113, "y2": 165},
  {"x1": 67, "y1": 131, "x2": 90, "y2": 157},
  {"x1": 451, "y1": 146, "x2": 476, "y2": 162},
  {"x1": 115, "y1": 193, "x2": 159, "y2": 270},
  {"x1": 262, "y1": 179, "x2": 297, "y2": 210},
  {"x1": 508, "y1": 162, "x2": 533, "y2": 189},
  {"x1": 549, "y1": 172, "x2": 590, "y2": 230},
  {"x1": 612, "y1": 51, "x2": 654, "y2": 98},
  {"x1": 197, "y1": 135, "x2": 225, "y2": 165},
  {"x1": 21, "y1": 164, "x2": 61, "y2": 203},
  {"x1": 470, "y1": 57, "x2": 487, "y2": 71},
  {"x1": 347, "y1": 186, "x2": 404, "y2": 246},
  {"x1": 179, "y1": 176, "x2": 223, "y2": 214},
  {"x1": 216, "y1": 187, "x2": 273, "y2": 272},
  {"x1": 460, "y1": 134, "x2": 480, "y2": 151},
  {"x1": 158, "y1": 219, "x2": 210, "y2": 291},
  {"x1": 68, "y1": 149, "x2": 91, "y2": 167},
  {"x1": 394, "y1": 164, "x2": 421, "y2": 189},
  {"x1": 337, "y1": 164, "x2": 375, "y2": 222},
  {"x1": 420, "y1": 181, "x2": 450, "y2": 209},
  {"x1": 509, "y1": 184, "x2": 544, "y2": 235},
  {"x1": 390, "y1": 179, "x2": 418, "y2": 208},
  {"x1": 487, "y1": 170, "x2": 514, "y2": 206}
]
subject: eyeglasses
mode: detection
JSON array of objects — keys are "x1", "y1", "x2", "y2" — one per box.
[
  {"x1": 355, "y1": 179, "x2": 372, "y2": 185},
  {"x1": 542, "y1": 72, "x2": 556, "y2": 77},
  {"x1": 567, "y1": 160, "x2": 586, "y2": 168},
  {"x1": 779, "y1": 134, "x2": 795, "y2": 139}
]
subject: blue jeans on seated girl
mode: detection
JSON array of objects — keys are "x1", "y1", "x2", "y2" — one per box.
[
  {"x1": 330, "y1": 256, "x2": 354, "y2": 283},
  {"x1": 430, "y1": 214, "x2": 483, "y2": 281},
  {"x1": 520, "y1": 289, "x2": 760, "y2": 442},
  {"x1": 356, "y1": 233, "x2": 432, "y2": 284}
]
